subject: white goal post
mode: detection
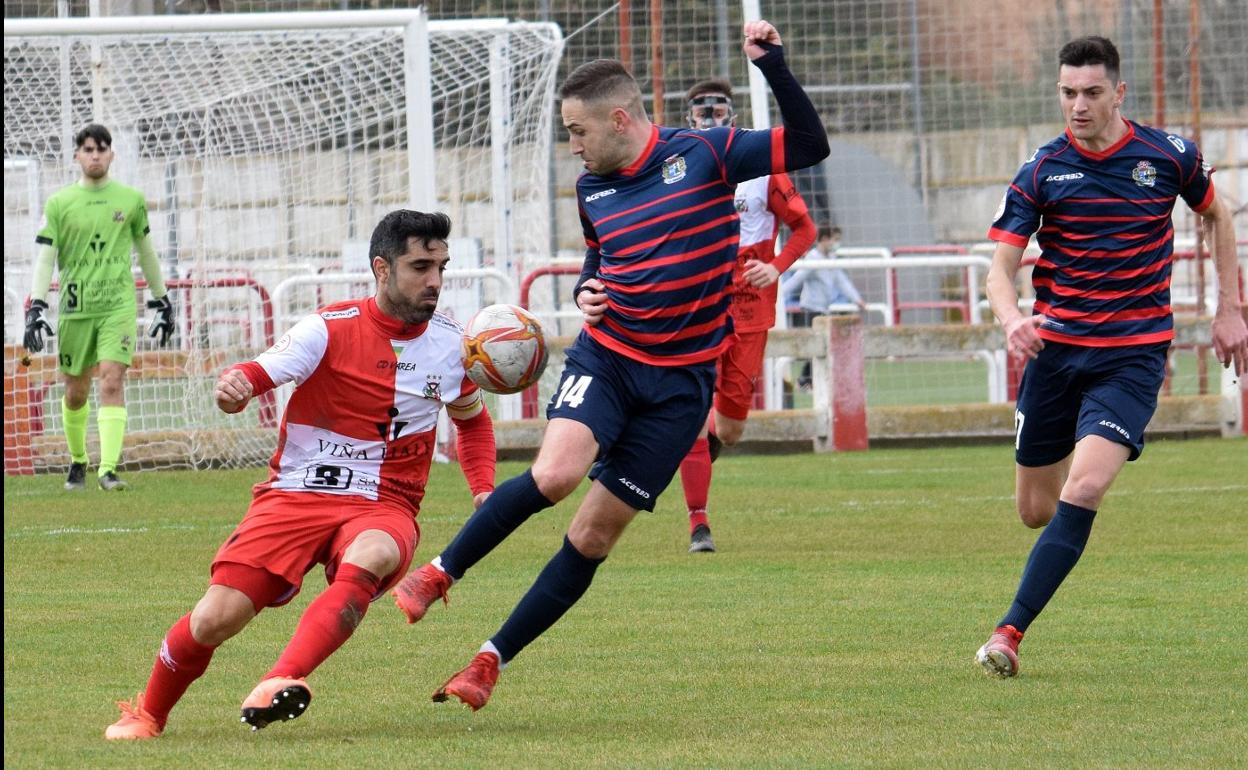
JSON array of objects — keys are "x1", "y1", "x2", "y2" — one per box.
[{"x1": 3, "y1": 10, "x2": 563, "y2": 474}]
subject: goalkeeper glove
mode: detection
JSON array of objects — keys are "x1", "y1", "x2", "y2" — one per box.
[
  {"x1": 147, "y1": 295, "x2": 175, "y2": 347},
  {"x1": 23, "y1": 299, "x2": 54, "y2": 353}
]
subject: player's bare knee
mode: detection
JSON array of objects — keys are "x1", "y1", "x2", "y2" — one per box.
[
  {"x1": 62, "y1": 380, "x2": 90, "y2": 409},
  {"x1": 1017, "y1": 503, "x2": 1055, "y2": 528},
  {"x1": 190, "y1": 596, "x2": 253, "y2": 646},
  {"x1": 530, "y1": 464, "x2": 580, "y2": 502},
  {"x1": 342, "y1": 534, "x2": 400, "y2": 577},
  {"x1": 1061, "y1": 476, "x2": 1109, "y2": 511},
  {"x1": 718, "y1": 423, "x2": 745, "y2": 445},
  {"x1": 566, "y1": 524, "x2": 613, "y2": 560},
  {"x1": 98, "y1": 380, "x2": 124, "y2": 403}
]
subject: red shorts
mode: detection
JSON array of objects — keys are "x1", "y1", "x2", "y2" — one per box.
[
  {"x1": 713, "y1": 330, "x2": 768, "y2": 421},
  {"x1": 211, "y1": 490, "x2": 419, "y2": 607}
]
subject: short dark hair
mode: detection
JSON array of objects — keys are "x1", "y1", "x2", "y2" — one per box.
[
  {"x1": 74, "y1": 123, "x2": 112, "y2": 149},
  {"x1": 1058, "y1": 36, "x2": 1120, "y2": 82},
  {"x1": 818, "y1": 226, "x2": 842, "y2": 241},
  {"x1": 560, "y1": 59, "x2": 645, "y2": 118},
  {"x1": 686, "y1": 78, "x2": 733, "y2": 103},
  {"x1": 369, "y1": 210, "x2": 452, "y2": 277}
]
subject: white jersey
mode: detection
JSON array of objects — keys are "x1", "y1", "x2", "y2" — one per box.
[
  {"x1": 734, "y1": 174, "x2": 778, "y2": 249},
  {"x1": 243, "y1": 297, "x2": 478, "y2": 512}
]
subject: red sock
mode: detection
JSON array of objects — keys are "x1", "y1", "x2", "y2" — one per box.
[
  {"x1": 265, "y1": 564, "x2": 381, "y2": 680},
  {"x1": 680, "y1": 437, "x2": 712, "y2": 533},
  {"x1": 142, "y1": 613, "x2": 216, "y2": 727}
]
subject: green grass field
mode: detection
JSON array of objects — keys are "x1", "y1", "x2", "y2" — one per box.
[{"x1": 4, "y1": 439, "x2": 1246, "y2": 768}]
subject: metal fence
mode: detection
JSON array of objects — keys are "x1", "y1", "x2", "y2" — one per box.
[{"x1": 9, "y1": 0, "x2": 1245, "y2": 250}]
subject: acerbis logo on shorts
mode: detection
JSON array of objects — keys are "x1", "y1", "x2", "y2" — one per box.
[
  {"x1": 617, "y1": 476, "x2": 651, "y2": 500},
  {"x1": 1098, "y1": 419, "x2": 1131, "y2": 440}
]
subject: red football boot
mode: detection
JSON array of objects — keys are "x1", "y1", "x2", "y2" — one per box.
[
  {"x1": 392, "y1": 563, "x2": 452, "y2": 624},
  {"x1": 432, "y1": 651, "x2": 501, "y2": 711},
  {"x1": 975, "y1": 624, "x2": 1024, "y2": 678}
]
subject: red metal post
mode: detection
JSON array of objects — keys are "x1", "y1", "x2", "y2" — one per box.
[
  {"x1": 827, "y1": 316, "x2": 868, "y2": 451},
  {"x1": 649, "y1": 0, "x2": 664, "y2": 126},
  {"x1": 619, "y1": 1, "x2": 632, "y2": 74}
]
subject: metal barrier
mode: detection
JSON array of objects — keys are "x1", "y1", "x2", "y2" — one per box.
[{"x1": 518, "y1": 260, "x2": 583, "y2": 418}]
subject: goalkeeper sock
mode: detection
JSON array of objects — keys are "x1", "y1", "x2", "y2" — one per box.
[
  {"x1": 62, "y1": 399, "x2": 89, "y2": 465},
  {"x1": 142, "y1": 614, "x2": 217, "y2": 728},
  {"x1": 490, "y1": 536, "x2": 604, "y2": 663},
  {"x1": 680, "y1": 437, "x2": 712, "y2": 533},
  {"x1": 265, "y1": 564, "x2": 380, "y2": 680},
  {"x1": 1000, "y1": 500, "x2": 1097, "y2": 633},
  {"x1": 439, "y1": 469, "x2": 554, "y2": 580},
  {"x1": 96, "y1": 405, "x2": 127, "y2": 475}
]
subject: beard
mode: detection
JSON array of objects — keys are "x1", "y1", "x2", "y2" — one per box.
[{"x1": 383, "y1": 278, "x2": 438, "y2": 325}]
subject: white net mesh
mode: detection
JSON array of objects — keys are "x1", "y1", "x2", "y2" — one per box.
[{"x1": 4, "y1": 14, "x2": 563, "y2": 473}]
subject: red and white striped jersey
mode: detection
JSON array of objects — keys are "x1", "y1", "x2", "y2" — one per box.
[
  {"x1": 729, "y1": 172, "x2": 815, "y2": 332},
  {"x1": 235, "y1": 297, "x2": 480, "y2": 514}
]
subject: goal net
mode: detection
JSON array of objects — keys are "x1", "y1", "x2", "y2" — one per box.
[{"x1": 3, "y1": 10, "x2": 563, "y2": 474}]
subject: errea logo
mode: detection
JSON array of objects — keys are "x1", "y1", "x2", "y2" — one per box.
[
  {"x1": 1045, "y1": 172, "x2": 1084, "y2": 182},
  {"x1": 585, "y1": 188, "x2": 616, "y2": 203}
]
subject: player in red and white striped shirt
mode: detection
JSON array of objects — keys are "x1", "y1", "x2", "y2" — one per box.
[
  {"x1": 678, "y1": 78, "x2": 817, "y2": 553},
  {"x1": 104, "y1": 210, "x2": 497, "y2": 740}
]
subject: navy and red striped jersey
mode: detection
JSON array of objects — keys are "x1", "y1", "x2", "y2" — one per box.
[
  {"x1": 989, "y1": 119, "x2": 1214, "y2": 347},
  {"x1": 577, "y1": 124, "x2": 784, "y2": 365}
]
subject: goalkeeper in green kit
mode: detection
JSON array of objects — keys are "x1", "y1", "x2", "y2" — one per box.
[{"x1": 23, "y1": 124, "x2": 175, "y2": 491}]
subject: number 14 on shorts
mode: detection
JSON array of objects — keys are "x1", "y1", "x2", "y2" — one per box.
[{"x1": 554, "y1": 375, "x2": 592, "y2": 409}]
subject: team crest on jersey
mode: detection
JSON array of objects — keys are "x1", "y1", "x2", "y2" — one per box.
[
  {"x1": 113, "y1": 210, "x2": 125, "y2": 223},
  {"x1": 661, "y1": 154, "x2": 687, "y2": 185},
  {"x1": 1132, "y1": 161, "x2": 1157, "y2": 188},
  {"x1": 734, "y1": 197, "x2": 748, "y2": 213},
  {"x1": 422, "y1": 378, "x2": 442, "y2": 400}
]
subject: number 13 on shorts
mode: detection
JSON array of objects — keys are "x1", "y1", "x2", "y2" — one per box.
[{"x1": 554, "y1": 374, "x2": 593, "y2": 409}]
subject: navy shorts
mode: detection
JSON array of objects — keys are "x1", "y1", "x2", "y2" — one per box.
[
  {"x1": 1014, "y1": 341, "x2": 1168, "y2": 466},
  {"x1": 546, "y1": 332, "x2": 716, "y2": 511}
]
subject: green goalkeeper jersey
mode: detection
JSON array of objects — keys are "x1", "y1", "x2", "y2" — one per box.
[{"x1": 36, "y1": 180, "x2": 151, "y2": 318}]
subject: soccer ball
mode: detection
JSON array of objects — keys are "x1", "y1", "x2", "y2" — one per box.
[{"x1": 461, "y1": 304, "x2": 549, "y2": 394}]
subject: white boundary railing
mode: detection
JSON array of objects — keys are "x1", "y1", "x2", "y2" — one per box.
[{"x1": 767, "y1": 254, "x2": 995, "y2": 409}]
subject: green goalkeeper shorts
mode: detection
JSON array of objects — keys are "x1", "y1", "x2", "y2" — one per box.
[{"x1": 57, "y1": 308, "x2": 135, "y2": 376}]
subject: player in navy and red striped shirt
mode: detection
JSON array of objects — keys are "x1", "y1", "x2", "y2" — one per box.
[
  {"x1": 975, "y1": 36, "x2": 1248, "y2": 679},
  {"x1": 392, "y1": 20, "x2": 829, "y2": 709}
]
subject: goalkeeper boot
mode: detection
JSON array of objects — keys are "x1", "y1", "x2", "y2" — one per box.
[
  {"x1": 240, "y1": 677, "x2": 312, "y2": 731},
  {"x1": 65, "y1": 462, "x2": 87, "y2": 491},
  {"x1": 392, "y1": 562, "x2": 452, "y2": 624},
  {"x1": 98, "y1": 471, "x2": 130, "y2": 491},
  {"x1": 689, "y1": 523, "x2": 717, "y2": 553},
  {"x1": 432, "y1": 651, "x2": 500, "y2": 711},
  {"x1": 104, "y1": 694, "x2": 162, "y2": 740},
  {"x1": 975, "y1": 624, "x2": 1024, "y2": 678}
]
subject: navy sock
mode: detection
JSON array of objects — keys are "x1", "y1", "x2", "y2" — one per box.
[
  {"x1": 1000, "y1": 500, "x2": 1097, "y2": 633},
  {"x1": 490, "y1": 536, "x2": 605, "y2": 663},
  {"x1": 439, "y1": 469, "x2": 554, "y2": 580}
]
